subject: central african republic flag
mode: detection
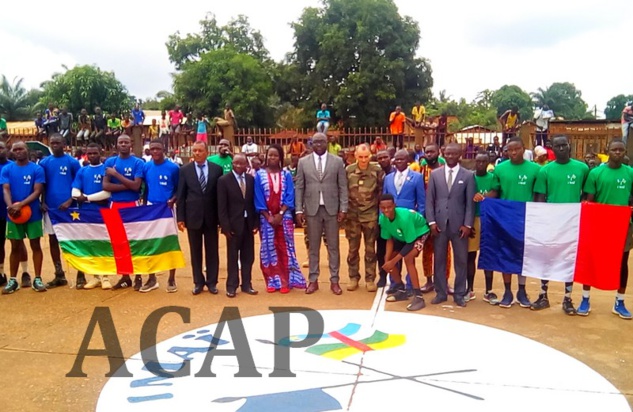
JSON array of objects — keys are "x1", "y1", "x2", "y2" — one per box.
[{"x1": 48, "y1": 204, "x2": 185, "y2": 275}]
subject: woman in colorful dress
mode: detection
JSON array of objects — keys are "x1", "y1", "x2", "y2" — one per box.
[{"x1": 254, "y1": 144, "x2": 306, "y2": 293}]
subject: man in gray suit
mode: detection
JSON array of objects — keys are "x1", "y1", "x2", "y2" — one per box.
[
  {"x1": 295, "y1": 133, "x2": 349, "y2": 295},
  {"x1": 425, "y1": 143, "x2": 475, "y2": 306}
]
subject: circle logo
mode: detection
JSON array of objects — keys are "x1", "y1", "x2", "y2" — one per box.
[{"x1": 97, "y1": 310, "x2": 629, "y2": 411}]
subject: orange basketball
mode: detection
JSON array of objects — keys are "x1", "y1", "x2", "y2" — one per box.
[{"x1": 8, "y1": 203, "x2": 32, "y2": 224}]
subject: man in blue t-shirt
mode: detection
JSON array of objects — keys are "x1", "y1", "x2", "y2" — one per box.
[
  {"x1": 39, "y1": 133, "x2": 81, "y2": 288},
  {"x1": 142, "y1": 139, "x2": 180, "y2": 293},
  {"x1": 316, "y1": 103, "x2": 331, "y2": 134},
  {"x1": 71, "y1": 143, "x2": 112, "y2": 290},
  {"x1": 131, "y1": 103, "x2": 145, "y2": 127},
  {"x1": 0, "y1": 141, "x2": 47, "y2": 294},
  {"x1": 103, "y1": 134, "x2": 145, "y2": 290}
]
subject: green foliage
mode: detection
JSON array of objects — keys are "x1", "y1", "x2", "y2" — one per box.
[
  {"x1": 166, "y1": 14, "x2": 269, "y2": 70},
  {"x1": 604, "y1": 94, "x2": 633, "y2": 120},
  {"x1": 39, "y1": 65, "x2": 132, "y2": 115},
  {"x1": 288, "y1": 0, "x2": 433, "y2": 127},
  {"x1": 0, "y1": 75, "x2": 43, "y2": 120},
  {"x1": 173, "y1": 48, "x2": 274, "y2": 127},
  {"x1": 531, "y1": 82, "x2": 590, "y2": 120},
  {"x1": 491, "y1": 85, "x2": 533, "y2": 122}
]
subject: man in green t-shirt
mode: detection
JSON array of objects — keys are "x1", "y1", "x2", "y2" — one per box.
[
  {"x1": 379, "y1": 194, "x2": 430, "y2": 311},
  {"x1": 579, "y1": 139, "x2": 633, "y2": 319},
  {"x1": 468, "y1": 153, "x2": 498, "y2": 304},
  {"x1": 207, "y1": 139, "x2": 233, "y2": 174},
  {"x1": 489, "y1": 137, "x2": 541, "y2": 308},
  {"x1": 532, "y1": 135, "x2": 589, "y2": 314},
  {"x1": 0, "y1": 116, "x2": 7, "y2": 139}
]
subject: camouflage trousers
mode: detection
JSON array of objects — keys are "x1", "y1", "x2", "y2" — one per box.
[{"x1": 345, "y1": 219, "x2": 378, "y2": 281}]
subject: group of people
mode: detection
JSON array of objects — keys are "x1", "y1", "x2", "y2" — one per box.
[{"x1": 1, "y1": 131, "x2": 631, "y2": 321}]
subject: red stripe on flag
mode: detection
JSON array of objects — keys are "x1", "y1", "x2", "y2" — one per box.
[
  {"x1": 100, "y1": 208, "x2": 134, "y2": 275},
  {"x1": 329, "y1": 331, "x2": 374, "y2": 353},
  {"x1": 574, "y1": 202, "x2": 630, "y2": 290}
]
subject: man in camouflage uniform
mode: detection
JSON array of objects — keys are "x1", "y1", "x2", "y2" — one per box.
[{"x1": 345, "y1": 144, "x2": 385, "y2": 292}]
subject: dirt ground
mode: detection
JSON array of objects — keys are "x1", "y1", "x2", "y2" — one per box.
[{"x1": 0, "y1": 230, "x2": 631, "y2": 411}]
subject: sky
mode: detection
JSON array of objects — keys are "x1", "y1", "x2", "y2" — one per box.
[{"x1": 2, "y1": 0, "x2": 632, "y2": 118}]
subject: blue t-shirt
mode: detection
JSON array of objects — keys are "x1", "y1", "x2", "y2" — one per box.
[
  {"x1": 143, "y1": 160, "x2": 180, "y2": 203},
  {"x1": 39, "y1": 154, "x2": 81, "y2": 209},
  {"x1": 316, "y1": 110, "x2": 330, "y2": 124},
  {"x1": 132, "y1": 108, "x2": 145, "y2": 125},
  {"x1": 103, "y1": 156, "x2": 144, "y2": 202},
  {"x1": 0, "y1": 162, "x2": 46, "y2": 222},
  {"x1": 72, "y1": 164, "x2": 107, "y2": 210},
  {"x1": 197, "y1": 120, "x2": 207, "y2": 134},
  {"x1": 0, "y1": 160, "x2": 13, "y2": 219}
]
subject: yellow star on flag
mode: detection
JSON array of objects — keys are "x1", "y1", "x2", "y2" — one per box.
[{"x1": 70, "y1": 211, "x2": 80, "y2": 221}]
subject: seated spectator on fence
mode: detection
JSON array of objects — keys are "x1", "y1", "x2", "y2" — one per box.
[
  {"x1": 58, "y1": 108, "x2": 73, "y2": 146},
  {"x1": 34, "y1": 113, "x2": 46, "y2": 139},
  {"x1": 316, "y1": 103, "x2": 331, "y2": 134},
  {"x1": 131, "y1": 103, "x2": 145, "y2": 127},
  {"x1": 43, "y1": 103, "x2": 59, "y2": 135},
  {"x1": 106, "y1": 113, "x2": 122, "y2": 149},
  {"x1": 288, "y1": 136, "x2": 305, "y2": 157},
  {"x1": 77, "y1": 108, "x2": 92, "y2": 142},
  {"x1": 147, "y1": 118, "x2": 159, "y2": 141},
  {"x1": 182, "y1": 112, "x2": 196, "y2": 142},
  {"x1": 195, "y1": 114, "x2": 209, "y2": 143},
  {"x1": 412, "y1": 102, "x2": 426, "y2": 127},
  {"x1": 121, "y1": 115, "x2": 133, "y2": 135},
  {"x1": 92, "y1": 107, "x2": 107, "y2": 147},
  {"x1": 371, "y1": 136, "x2": 388, "y2": 154}
]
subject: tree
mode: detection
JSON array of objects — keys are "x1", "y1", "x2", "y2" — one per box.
[
  {"x1": 288, "y1": 0, "x2": 433, "y2": 127},
  {"x1": 0, "y1": 75, "x2": 42, "y2": 120},
  {"x1": 39, "y1": 65, "x2": 132, "y2": 115},
  {"x1": 173, "y1": 48, "x2": 274, "y2": 127},
  {"x1": 166, "y1": 14, "x2": 269, "y2": 70},
  {"x1": 604, "y1": 94, "x2": 633, "y2": 120},
  {"x1": 531, "y1": 82, "x2": 590, "y2": 120},
  {"x1": 491, "y1": 85, "x2": 533, "y2": 123}
]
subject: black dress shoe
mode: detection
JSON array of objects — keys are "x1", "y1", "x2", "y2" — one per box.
[
  {"x1": 208, "y1": 285, "x2": 219, "y2": 294},
  {"x1": 241, "y1": 288, "x2": 258, "y2": 295},
  {"x1": 226, "y1": 290, "x2": 236, "y2": 298},
  {"x1": 454, "y1": 298, "x2": 467, "y2": 307},
  {"x1": 192, "y1": 285, "x2": 204, "y2": 295}
]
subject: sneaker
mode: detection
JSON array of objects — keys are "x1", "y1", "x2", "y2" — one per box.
[
  {"x1": 101, "y1": 277, "x2": 112, "y2": 290},
  {"x1": 613, "y1": 299, "x2": 632, "y2": 320},
  {"x1": 516, "y1": 289, "x2": 531, "y2": 308},
  {"x1": 407, "y1": 296, "x2": 426, "y2": 311},
  {"x1": 530, "y1": 295, "x2": 550, "y2": 311},
  {"x1": 32, "y1": 277, "x2": 47, "y2": 292},
  {"x1": 166, "y1": 279, "x2": 178, "y2": 293},
  {"x1": 483, "y1": 291, "x2": 499, "y2": 305},
  {"x1": 21, "y1": 272, "x2": 32, "y2": 288},
  {"x1": 562, "y1": 298, "x2": 576, "y2": 315},
  {"x1": 2, "y1": 278, "x2": 19, "y2": 294},
  {"x1": 466, "y1": 291, "x2": 476, "y2": 302},
  {"x1": 386, "y1": 289, "x2": 409, "y2": 302},
  {"x1": 112, "y1": 276, "x2": 132, "y2": 290},
  {"x1": 76, "y1": 274, "x2": 87, "y2": 290},
  {"x1": 133, "y1": 275, "x2": 143, "y2": 291},
  {"x1": 499, "y1": 290, "x2": 514, "y2": 308},
  {"x1": 46, "y1": 275, "x2": 67, "y2": 288},
  {"x1": 0, "y1": 273, "x2": 6, "y2": 287},
  {"x1": 577, "y1": 297, "x2": 591, "y2": 316},
  {"x1": 386, "y1": 282, "x2": 405, "y2": 295},
  {"x1": 140, "y1": 278, "x2": 159, "y2": 293},
  {"x1": 84, "y1": 278, "x2": 101, "y2": 289}
]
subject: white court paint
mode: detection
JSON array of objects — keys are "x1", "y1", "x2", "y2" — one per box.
[{"x1": 97, "y1": 305, "x2": 630, "y2": 412}]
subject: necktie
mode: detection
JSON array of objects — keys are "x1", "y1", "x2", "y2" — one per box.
[
  {"x1": 447, "y1": 168, "x2": 454, "y2": 191},
  {"x1": 317, "y1": 155, "x2": 323, "y2": 180},
  {"x1": 396, "y1": 172, "x2": 404, "y2": 194},
  {"x1": 198, "y1": 164, "x2": 206, "y2": 192},
  {"x1": 239, "y1": 175, "x2": 246, "y2": 198}
]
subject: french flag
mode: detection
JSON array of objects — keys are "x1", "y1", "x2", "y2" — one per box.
[{"x1": 479, "y1": 199, "x2": 631, "y2": 290}]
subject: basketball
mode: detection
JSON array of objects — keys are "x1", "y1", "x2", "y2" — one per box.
[{"x1": 8, "y1": 203, "x2": 32, "y2": 224}]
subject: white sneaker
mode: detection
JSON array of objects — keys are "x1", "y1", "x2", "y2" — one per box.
[
  {"x1": 84, "y1": 278, "x2": 101, "y2": 289},
  {"x1": 101, "y1": 277, "x2": 112, "y2": 290}
]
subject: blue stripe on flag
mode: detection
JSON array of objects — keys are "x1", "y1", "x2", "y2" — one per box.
[
  {"x1": 48, "y1": 208, "x2": 105, "y2": 225},
  {"x1": 478, "y1": 199, "x2": 526, "y2": 275},
  {"x1": 118, "y1": 203, "x2": 172, "y2": 223}
]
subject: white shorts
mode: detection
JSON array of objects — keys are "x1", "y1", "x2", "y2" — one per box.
[{"x1": 43, "y1": 212, "x2": 55, "y2": 235}]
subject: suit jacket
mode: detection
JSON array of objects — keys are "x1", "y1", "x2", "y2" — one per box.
[
  {"x1": 425, "y1": 166, "x2": 475, "y2": 233},
  {"x1": 295, "y1": 153, "x2": 348, "y2": 216},
  {"x1": 176, "y1": 160, "x2": 223, "y2": 230},
  {"x1": 217, "y1": 172, "x2": 258, "y2": 235},
  {"x1": 383, "y1": 170, "x2": 426, "y2": 215}
]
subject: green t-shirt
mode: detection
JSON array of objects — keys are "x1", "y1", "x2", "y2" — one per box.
[
  {"x1": 0, "y1": 117, "x2": 7, "y2": 131},
  {"x1": 107, "y1": 118, "x2": 122, "y2": 129},
  {"x1": 474, "y1": 172, "x2": 495, "y2": 216},
  {"x1": 534, "y1": 159, "x2": 589, "y2": 203},
  {"x1": 492, "y1": 160, "x2": 541, "y2": 202},
  {"x1": 379, "y1": 207, "x2": 430, "y2": 243},
  {"x1": 420, "y1": 157, "x2": 446, "y2": 166},
  {"x1": 583, "y1": 164, "x2": 633, "y2": 206},
  {"x1": 208, "y1": 154, "x2": 233, "y2": 174}
]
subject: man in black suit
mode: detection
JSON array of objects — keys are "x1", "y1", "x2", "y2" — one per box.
[
  {"x1": 217, "y1": 153, "x2": 259, "y2": 297},
  {"x1": 177, "y1": 140, "x2": 223, "y2": 295}
]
